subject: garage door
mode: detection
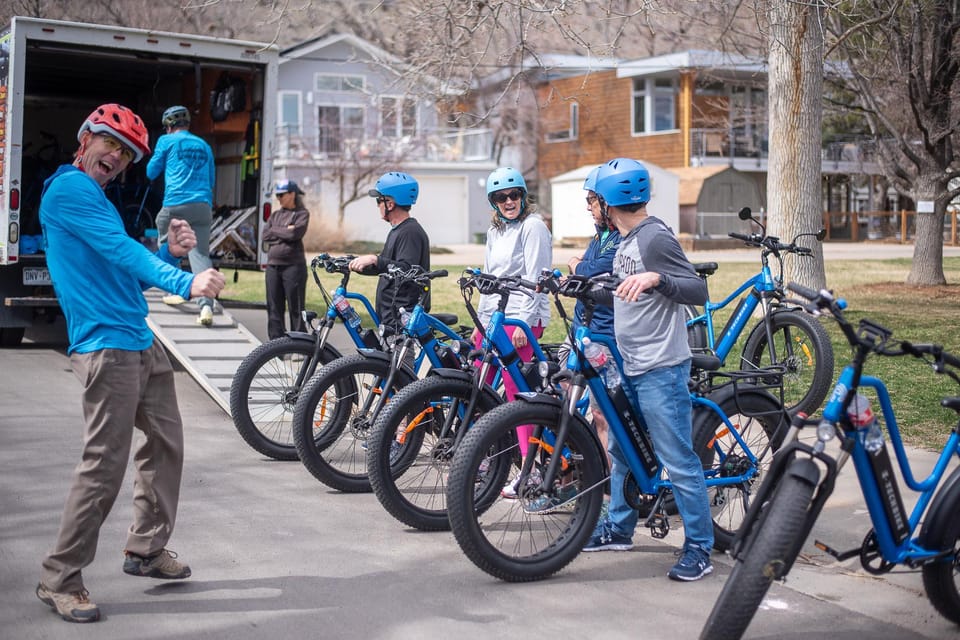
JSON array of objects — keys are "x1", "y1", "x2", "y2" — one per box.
[{"x1": 410, "y1": 175, "x2": 469, "y2": 245}]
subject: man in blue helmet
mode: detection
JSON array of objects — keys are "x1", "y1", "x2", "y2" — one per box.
[
  {"x1": 147, "y1": 105, "x2": 217, "y2": 326},
  {"x1": 349, "y1": 171, "x2": 430, "y2": 335},
  {"x1": 585, "y1": 157, "x2": 713, "y2": 582}
]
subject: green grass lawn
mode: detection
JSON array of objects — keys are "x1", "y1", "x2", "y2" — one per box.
[{"x1": 221, "y1": 256, "x2": 960, "y2": 450}]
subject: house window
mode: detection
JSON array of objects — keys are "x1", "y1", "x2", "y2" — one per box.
[
  {"x1": 317, "y1": 104, "x2": 364, "y2": 154},
  {"x1": 315, "y1": 73, "x2": 365, "y2": 93},
  {"x1": 379, "y1": 96, "x2": 417, "y2": 137},
  {"x1": 546, "y1": 102, "x2": 579, "y2": 142},
  {"x1": 632, "y1": 77, "x2": 677, "y2": 135},
  {"x1": 279, "y1": 91, "x2": 301, "y2": 136}
]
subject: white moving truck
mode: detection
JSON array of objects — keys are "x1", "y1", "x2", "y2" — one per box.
[{"x1": 0, "y1": 17, "x2": 277, "y2": 346}]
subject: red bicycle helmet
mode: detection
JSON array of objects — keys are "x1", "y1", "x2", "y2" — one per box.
[{"x1": 76, "y1": 103, "x2": 150, "y2": 163}]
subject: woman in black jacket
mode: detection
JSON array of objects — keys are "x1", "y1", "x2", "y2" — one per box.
[{"x1": 264, "y1": 179, "x2": 310, "y2": 339}]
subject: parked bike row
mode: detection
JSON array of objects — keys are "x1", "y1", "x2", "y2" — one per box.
[{"x1": 227, "y1": 216, "x2": 960, "y2": 634}]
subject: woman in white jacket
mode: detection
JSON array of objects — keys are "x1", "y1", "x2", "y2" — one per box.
[{"x1": 474, "y1": 167, "x2": 552, "y2": 498}]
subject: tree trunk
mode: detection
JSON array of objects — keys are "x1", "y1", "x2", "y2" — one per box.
[
  {"x1": 907, "y1": 176, "x2": 947, "y2": 285},
  {"x1": 765, "y1": 0, "x2": 827, "y2": 291}
]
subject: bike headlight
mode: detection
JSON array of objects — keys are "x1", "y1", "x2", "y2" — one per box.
[
  {"x1": 816, "y1": 418, "x2": 836, "y2": 443},
  {"x1": 538, "y1": 360, "x2": 552, "y2": 380}
]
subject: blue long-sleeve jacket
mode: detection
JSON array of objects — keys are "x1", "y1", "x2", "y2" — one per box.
[
  {"x1": 146, "y1": 130, "x2": 215, "y2": 207},
  {"x1": 40, "y1": 165, "x2": 194, "y2": 354},
  {"x1": 572, "y1": 225, "x2": 620, "y2": 338}
]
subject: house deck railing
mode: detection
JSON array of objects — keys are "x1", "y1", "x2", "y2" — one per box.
[{"x1": 275, "y1": 126, "x2": 494, "y2": 164}]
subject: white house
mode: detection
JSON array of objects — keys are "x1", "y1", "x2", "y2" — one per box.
[
  {"x1": 550, "y1": 163, "x2": 681, "y2": 242},
  {"x1": 274, "y1": 32, "x2": 496, "y2": 245}
]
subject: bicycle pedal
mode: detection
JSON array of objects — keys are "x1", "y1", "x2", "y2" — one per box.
[
  {"x1": 813, "y1": 539, "x2": 860, "y2": 562},
  {"x1": 646, "y1": 512, "x2": 670, "y2": 539}
]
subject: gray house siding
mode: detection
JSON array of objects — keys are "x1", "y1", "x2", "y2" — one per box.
[{"x1": 273, "y1": 34, "x2": 495, "y2": 246}]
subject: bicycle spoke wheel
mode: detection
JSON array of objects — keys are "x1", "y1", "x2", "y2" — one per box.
[
  {"x1": 229, "y1": 337, "x2": 341, "y2": 460},
  {"x1": 698, "y1": 465, "x2": 817, "y2": 640},
  {"x1": 741, "y1": 310, "x2": 834, "y2": 416},
  {"x1": 693, "y1": 389, "x2": 788, "y2": 552},
  {"x1": 368, "y1": 375, "x2": 501, "y2": 531},
  {"x1": 447, "y1": 401, "x2": 605, "y2": 582},
  {"x1": 292, "y1": 353, "x2": 414, "y2": 492}
]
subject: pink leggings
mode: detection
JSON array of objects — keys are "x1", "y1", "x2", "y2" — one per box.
[{"x1": 475, "y1": 323, "x2": 544, "y2": 458}]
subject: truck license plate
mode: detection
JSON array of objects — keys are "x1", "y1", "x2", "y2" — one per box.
[{"x1": 23, "y1": 267, "x2": 52, "y2": 286}]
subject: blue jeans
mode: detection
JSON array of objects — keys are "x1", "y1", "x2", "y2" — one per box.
[{"x1": 606, "y1": 360, "x2": 714, "y2": 554}]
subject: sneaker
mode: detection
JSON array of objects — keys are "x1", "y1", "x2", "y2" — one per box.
[
  {"x1": 501, "y1": 468, "x2": 542, "y2": 499},
  {"x1": 524, "y1": 484, "x2": 578, "y2": 514},
  {"x1": 583, "y1": 521, "x2": 634, "y2": 552},
  {"x1": 162, "y1": 294, "x2": 187, "y2": 305},
  {"x1": 388, "y1": 439, "x2": 402, "y2": 464},
  {"x1": 198, "y1": 305, "x2": 214, "y2": 326},
  {"x1": 36, "y1": 583, "x2": 100, "y2": 623},
  {"x1": 123, "y1": 549, "x2": 192, "y2": 579},
  {"x1": 667, "y1": 545, "x2": 714, "y2": 582}
]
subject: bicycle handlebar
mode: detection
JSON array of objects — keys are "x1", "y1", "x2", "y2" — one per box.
[
  {"x1": 787, "y1": 282, "x2": 960, "y2": 377},
  {"x1": 900, "y1": 341, "x2": 960, "y2": 372},
  {"x1": 310, "y1": 253, "x2": 356, "y2": 274},
  {"x1": 728, "y1": 231, "x2": 815, "y2": 257},
  {"x1": 458, "y1": 269, "x2": 538, "y2": 297}
]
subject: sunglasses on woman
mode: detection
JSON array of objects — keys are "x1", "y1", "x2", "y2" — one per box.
[{"x1": 491, "y1": 189, "x2": 523, "y2": 204}]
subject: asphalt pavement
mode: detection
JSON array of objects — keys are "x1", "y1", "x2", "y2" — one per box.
[{"x1": 2, "y1": 242, "x2": 959, "y2": 639}]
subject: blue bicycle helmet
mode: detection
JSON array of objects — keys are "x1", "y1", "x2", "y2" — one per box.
[
  {"x1": 583, "y1": 166, "x2": 600, "y2": 192},
  {"x1": 368, "y1": 172, "x2": 419, "y2": 206},
  {"x1": 161, "y1": 105, "x2": 191, "y2": 129},
  {"x1": 486, "y1": 167, "x2": 526, "y2": 203},
  {"x1": 595, "y1": 158, "x2": 650, "y2": 207}
]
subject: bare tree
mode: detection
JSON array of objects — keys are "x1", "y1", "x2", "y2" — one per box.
[
  {"x1": 766, "y1": 0, "x2": 828, "y2": 290},
  {"x1": 825, "y1": 0, "x2": 960, "y2": 286}
]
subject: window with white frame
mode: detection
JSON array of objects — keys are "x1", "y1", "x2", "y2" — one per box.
[
  {"x1": 279, "y1": 91, "x2": 302, "y2": 136},
  {"x1": 632, "y1": 77, "x2": 677, "y2": 135},
  {"x1": 315, "y1": 73, "x2": 365, "y2": 93},
  {"x1": 317, "y1": 104, "x2": 364, "y2": 154},
  {"x1": 546, "y1": 102, "x2": 579, "y2": 142},
  {"x1": 379, "y1": 96, "x2": 417, "y2": 138}
]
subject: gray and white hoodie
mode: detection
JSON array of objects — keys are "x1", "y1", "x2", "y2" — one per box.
[{"x1": 611, "y1": 216, "x2": 707, "y2": 376}]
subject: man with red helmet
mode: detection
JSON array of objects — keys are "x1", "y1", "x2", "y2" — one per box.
[{"x1": 35, "y1": 104, "x2": 225, "y2": 623}]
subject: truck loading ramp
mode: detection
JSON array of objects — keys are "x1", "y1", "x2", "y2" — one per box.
[{"x1": 144, "y1": 288, "x2": 260, "y2": 415}]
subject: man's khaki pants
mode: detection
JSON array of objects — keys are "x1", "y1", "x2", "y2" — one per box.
[{"x1": 40, "y1": 341, "x2": 184, "y2": 592}]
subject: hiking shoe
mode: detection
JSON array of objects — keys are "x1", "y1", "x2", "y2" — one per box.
[
  {"x1": 198, "y1": 305, "x2": 214, "y2": 326},
  {"x1": 583, "y1": 521, "x2": 634, "y2": 552},
  {"x1": 36, "y1": 583, "x2": 100, "y2": 623},
  {"x1": 123, "y1": 549, "x2": 192, "y2": 579},
  {"x1": 162, "y1": 294, "x2": 187, "y2": 305},
  {"x1": 668, "y1": 545, "x2": 714, "y2": 582},
  {"x1": 501, "y1": 468, "x2": 542, "y2": 499},
  {"x1": 524, "y1": 484, "x2": 578, "y2": 514}
]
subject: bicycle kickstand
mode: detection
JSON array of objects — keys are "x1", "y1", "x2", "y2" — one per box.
[{"x1": 644, "y1": 491, "x2": 671, "y2": 539}]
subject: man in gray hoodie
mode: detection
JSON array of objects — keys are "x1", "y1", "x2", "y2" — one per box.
[{"x1": 583, "y1": 157, "x2": 713, "y2": 583}]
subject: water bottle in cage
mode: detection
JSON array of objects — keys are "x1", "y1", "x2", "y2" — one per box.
[{"x1": 331, "y1": 292, "x2": 362, "y2": 329}]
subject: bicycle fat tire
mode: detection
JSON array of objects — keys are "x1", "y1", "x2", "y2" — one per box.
[
  {"x1": 921, "y1": 491, "x2": 960, "y2": 624},
  {"x1": 698, "y1": 469, "x2": 816, "y2": 640},
  {"x1": 692, "y1": 389, "x2": 787, "y2": 552},
  {"x1": 446, "y1": 401, "x2": 605, "y2": 582},
  {"x1": 741, "y1": 310, "x2": 834, "y2": 416},
  {"x1": 368, "y1": 375, "x2": 501, "y2": 531},
  {"x1": 291, "y1": 353, "x2": 415, "y2": 492},
  {"x1": 229, "y1": 337, "x2": 343, "y2": 460}
]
